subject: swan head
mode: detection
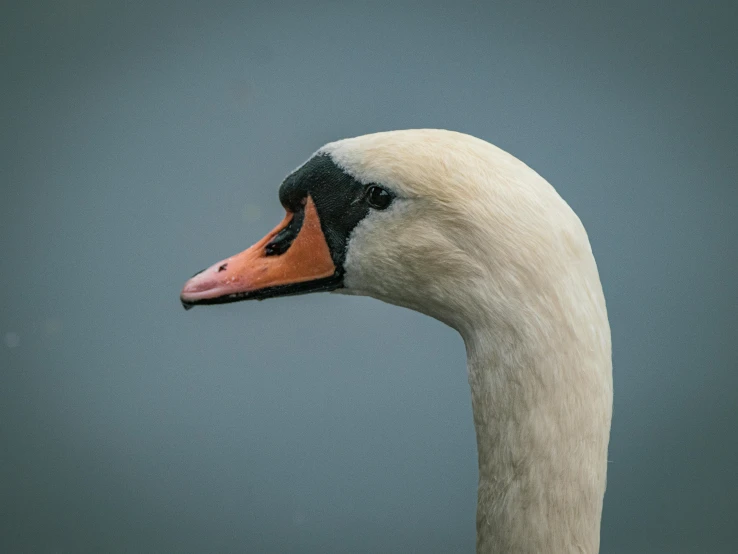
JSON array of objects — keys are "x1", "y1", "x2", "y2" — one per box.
[
  {"x1": 181, "y1": 129, "x2": 595, "y2": 335},
  {"x1": 180, "y1": 129, "x2": 612, "y2": 552}
]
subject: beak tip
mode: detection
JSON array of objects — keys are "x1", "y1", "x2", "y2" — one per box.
[{"x1": 180, "y1": 296, "x2": 195, "y2": 310}]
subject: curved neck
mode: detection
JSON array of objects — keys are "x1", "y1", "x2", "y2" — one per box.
[{"x1": 462, "y1": 292, "x2": 612, "y2": 553}]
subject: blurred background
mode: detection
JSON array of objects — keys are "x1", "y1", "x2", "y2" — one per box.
[{"x1": 2, "y1": 1, "x2": 736, "y2": 552}]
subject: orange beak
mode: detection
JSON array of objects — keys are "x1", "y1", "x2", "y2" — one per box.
[{"x1": 180, "y1": 196, "x2": 338, "y2": 309}]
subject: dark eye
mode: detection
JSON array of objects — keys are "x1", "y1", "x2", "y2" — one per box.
[{"x1": 366, "y1": 185, "x2": 392, "y2": 210}]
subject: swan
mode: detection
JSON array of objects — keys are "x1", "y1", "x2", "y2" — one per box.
[{"x1": 180, "y1": 129, "x2": 613, "y2": 553}]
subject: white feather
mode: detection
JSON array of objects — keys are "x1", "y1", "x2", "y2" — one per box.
[{"x1": 325, "y1": 129, "x2": 612, "y2": 554}]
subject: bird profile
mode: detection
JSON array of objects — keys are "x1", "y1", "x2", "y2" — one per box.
[{"x1": 181, "y1": 129, "x2": 613, "y2": 553}]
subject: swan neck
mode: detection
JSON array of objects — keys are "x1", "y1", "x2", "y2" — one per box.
[{"x1": 463, "y1": 316, "x2": 611, "y2": 554}]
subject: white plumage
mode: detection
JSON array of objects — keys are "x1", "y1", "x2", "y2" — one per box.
[{"x1": 323, "y1": 130, "x2": 612, "y2": 553}]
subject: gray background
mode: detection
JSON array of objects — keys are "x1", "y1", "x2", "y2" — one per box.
[{"x1": 2, "y1": 1, "x2": 736, "y2": 552}]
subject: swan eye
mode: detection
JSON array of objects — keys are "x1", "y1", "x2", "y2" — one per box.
[{"x1": 366, "y1": 185, "x2": 392, "y2": 210}]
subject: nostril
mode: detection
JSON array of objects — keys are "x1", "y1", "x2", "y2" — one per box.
[
  {"x1": 218, "y1": 263, "x2": 228, "y2": 272},
  {"x1": 265, "y1": 206, "x2": 305, "y2": 257}
]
